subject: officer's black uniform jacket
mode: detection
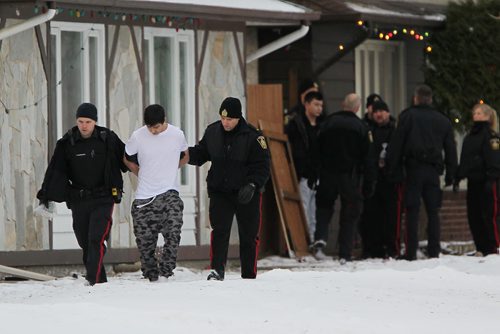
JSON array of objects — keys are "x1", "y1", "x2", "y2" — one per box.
[
  {"x1": 456, "y1": 121, "x2": 500, "y2": 182},
  {"x1": 37, "y1": 125, "x2": 127, "y2": 205},
  {"x1": 285, "y1": 111, "x2": 321, "y2": 180},
  {"x1": 318, "y1": 110, "x2": 376, "y2": 182},
  {"x1": 369, "y1": 116, "x2": 396, "y2": 180},
  {"x1": 386, "y1": 104, "x2": 457, "y2": 183},
  {"x1": 188, "y1": 118, "x2": 270, "y2": 194}
]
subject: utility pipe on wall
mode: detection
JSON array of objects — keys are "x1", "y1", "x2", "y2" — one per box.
[
  {"x1": 0, "y1": 4, "x2": 56, "y2": 41},
  {"x1": 246, "y1": 24, "x2": 309, "y2": 64}
]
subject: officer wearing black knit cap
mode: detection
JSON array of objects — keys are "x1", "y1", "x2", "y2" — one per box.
[
  {"x1": 189, "y1": 97, "x2": 270, "y2": 281},
  {"x1": 37, "y1": 102, "x2": 128, "y2": 285}
]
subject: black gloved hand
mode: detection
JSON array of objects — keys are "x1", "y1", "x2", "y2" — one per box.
[
  {"x1": 484, "y1": 179, "x2": 496, "y2": 193},
  {"x1": 362, "y1": 181, "x2": 376, "y2": 199},
  {"x1": 39, "y1": 199, "x2": 49, "y2": 209},
  {"x1": 238, "y1": 183, "x2": 256, "y2": 204},
  {"x1": 307, "y1": 177, "x2": 318, "y2": 190}
]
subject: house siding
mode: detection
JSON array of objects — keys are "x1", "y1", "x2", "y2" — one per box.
[{"x1": 0, "y1": 19, "x2": 49, "y2": 251}]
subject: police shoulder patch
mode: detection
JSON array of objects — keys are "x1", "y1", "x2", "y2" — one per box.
[
  {"x1": 490, "y1": 138, "x2": 500, "y2": 150},
  {"x1": 257, "y1": 136, "x2": 268, "y2": 150}
]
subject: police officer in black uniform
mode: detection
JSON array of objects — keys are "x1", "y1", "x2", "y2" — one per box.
[
  {"x1": 37, "y1": 103, "x2": 127, "y2": 285},
  {"x1": 386, "y1": 85, "x2": 457, "y2": 260},
  {"x1": 188, "y1": 97, "x2": 270, "y2": 280},
  {"x1": 359, "y1": 100, "x2": 402, "y2": 258},
  {"x1": 312, "y1": 93, "x2": 376, "y2": 263},
  {"x1": 455, "y1": 103, "x2": 500, "y2": 256}
]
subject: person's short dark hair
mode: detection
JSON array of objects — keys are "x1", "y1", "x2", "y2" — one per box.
[
  {"x1": 298, "y1": 79, "x2": 319, "y2": 96},
  {"x1": 372, "y1": 100, "x2": 389, "y2": 113},
  {"x1": 144, "y1": 104, "x2": 166, "y2": 126},
  {"x1": 414, "y1": 85, "x2": 433, "y2": 105},
  {"x1": 304, "y1": 91, "x2": 323, "y2": 104},
  {"x1": 366, "y1": 94, "x2": 382, "y2": 108}
]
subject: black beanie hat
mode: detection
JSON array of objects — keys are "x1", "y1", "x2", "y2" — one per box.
[
  {"x1": 76, "y1": 103, "x2": 98, "y2": 121},
  {"x1": 372, "y1": 100, "x2": 389, "y2": 113},
  {"x1": 219, "y1": 97, "x2": 242, "y2": 118},
  {"x1": 366, "y1": 94, "x2": 382, "y2": 108}
]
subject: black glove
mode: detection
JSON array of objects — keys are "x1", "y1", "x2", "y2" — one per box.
[
  {"x1": 39, "y1": 198, "x2": 49, "y2": 209},
  {"x1": 307, "y1": 177, "x2": 318, "y2": 190},
  {"x1": 484, "y1": 179, "x2": 496, "y2": 193},
  {"x1": 362, "y1": 181, "x2": 376, "y2": 199},
  {"x1": 238, "y1": 183, "x2": 256, "y2": 204}
]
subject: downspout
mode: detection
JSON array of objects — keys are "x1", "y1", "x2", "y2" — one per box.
[
  {"x1": 0, "y1": 2, "x2": 56, "y2": 41},
  {"x1": 246, "y1": 24, "x2": 309, "y2": 64}
]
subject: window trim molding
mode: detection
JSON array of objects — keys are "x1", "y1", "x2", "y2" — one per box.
[{"x1": 50, "y1": 21, "x2": 106, "y2": 137}]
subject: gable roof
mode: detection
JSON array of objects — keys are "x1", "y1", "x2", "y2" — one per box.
[
  {"x1": 291, "y1": 0, "x2": 447, "y2": 27},
  {"x1": 0, "y1": 0, "x2": 321, "y2": 25}
]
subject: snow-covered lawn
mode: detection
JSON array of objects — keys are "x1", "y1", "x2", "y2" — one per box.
[{"x1": 1, "y1": 255, "x2": 499, "y2": 334}]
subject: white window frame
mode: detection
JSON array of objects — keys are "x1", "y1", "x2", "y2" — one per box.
[
  {"x1": 355, "y1": 39, "x2": 406, "y2": 116},
  {"x1": 50, "y1": 22, "x2": 106, "y2": 138},
  {"x1": 144, "y1": 27, "x2": 196, "y2": 196}
]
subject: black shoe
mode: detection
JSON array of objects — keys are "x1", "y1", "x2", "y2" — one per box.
[{"x1": 207, "y1": 270, "x2": 224, "y2": 281}]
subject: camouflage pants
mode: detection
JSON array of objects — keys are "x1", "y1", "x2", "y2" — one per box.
[{"x1": 131, "y1": 190, "x2": 184, "y2": 280}]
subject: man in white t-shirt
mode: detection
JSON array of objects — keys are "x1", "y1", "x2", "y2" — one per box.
[{"x1": 124, "y1": 104, "x2": 189, "y2": 282}]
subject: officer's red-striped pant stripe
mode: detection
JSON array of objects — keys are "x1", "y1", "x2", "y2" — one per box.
[{"x1": 95, "y1": 205, "x2": 114, "y2": 283}]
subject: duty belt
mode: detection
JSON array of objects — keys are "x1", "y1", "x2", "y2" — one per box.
[{"x1": 70, "y1": 187, "x2": 110, "y2": 200}]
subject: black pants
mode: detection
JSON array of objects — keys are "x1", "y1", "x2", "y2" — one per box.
[
  {"x1": 315, "y1": 172, "x2": 363, "y2": 260},
  {"x1": 71, "y1": 197, "x2": 114, "y2": 284},
  {"x1": 404, "y1": 164, "x2": 442, "y2": 259},
  {"x1": 209, "y1": 191, "x2": 262, "y2": 278},
  {"x1": 360, "y1": 180, "x2": 403, "y2": 258},
  {"x1": 466, "y1": 179, "x2": 500, "y2": 255}
]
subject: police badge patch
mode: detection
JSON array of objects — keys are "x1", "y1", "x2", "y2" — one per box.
[
  {"x1": 257, "y1": 136, "x2": 268, "y2": 149},
  {"x1": 221, "y1": 109, "x2": 228, "y2": 117},
  {"x1": 490, "y1": 138, "x2": 500, "y2": 150}
]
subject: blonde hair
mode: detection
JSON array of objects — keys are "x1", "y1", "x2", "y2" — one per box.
[{"x1": 473, "y1": 103, "x2": 498, "y2": 132}]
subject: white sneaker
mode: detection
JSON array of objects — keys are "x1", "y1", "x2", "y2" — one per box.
[{"x1": 314, "y1": 248, "x2": 328, "y2": 261}]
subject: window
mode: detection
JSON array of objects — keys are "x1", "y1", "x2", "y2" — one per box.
[
  {"x1": 144, "y1": 27, "x2": 196, "y2": 194},
  {"x1": 50, "y1": 22, "x2": 106, "y2": 138},
  {"x1": 355, "y1": 40, "x2": 406, "y2": 116}
]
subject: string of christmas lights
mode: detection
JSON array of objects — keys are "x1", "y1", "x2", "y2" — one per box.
[{"x1": 335, "y1": 20, "x2": 434, "y2": 53}]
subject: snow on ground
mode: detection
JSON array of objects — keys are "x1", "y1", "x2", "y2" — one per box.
[{"x1": 1, "y1": 255, "x2": 499, "y2": 334}]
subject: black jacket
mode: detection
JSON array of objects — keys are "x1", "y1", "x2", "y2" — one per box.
[
  {"x1": 188, "y1": 118, "x2": 270, "y2": 194},
  {"x1": 318, "y1": 110, "x2": 376, "y2": 182},
  {"x1": 386, "y1": 104, "x2": 457, "y2": 183},
  {"x1": 369, "y1": 116, "x2": 396, "y2": 180},
  {"x1": 37, "y1": 126, "x2": 127, "y2": 205},
  {"x1": 456, "y1": 121, "x2": 500, "y2": 182},
  {"x1": 285, "y1": 111, "x2": 320, "y2": 180}
]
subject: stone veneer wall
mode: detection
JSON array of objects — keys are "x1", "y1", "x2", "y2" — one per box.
[
  {"x1": 197, "y1": 30, "x2": 245, "y2": 245},
  {"x1": 0, "y1": 21, "x2": 49, "y2": 251},
  {"x1": 107, "y1": 25, "x2": 143, "y2": 249}
]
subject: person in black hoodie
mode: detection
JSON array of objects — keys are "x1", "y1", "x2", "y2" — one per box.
[
  {"x1": 37, "y1": 103, "x2": 127, "y2": 285},
  {"x1": 359, "y1": 100, "x2": 402, "y2": 259},
  {"x1": 285, "y1": 91, "x2": 323, "y2": 241},
  {"x1": 386, "y1": 85, "x2": 457, "y2": 260},
  {"x1": 188, "y1": 97, "x2": 270, "y2": 280},
  {"x1": 455, "y1": 103, "x2": 500, "y2": 256}
]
